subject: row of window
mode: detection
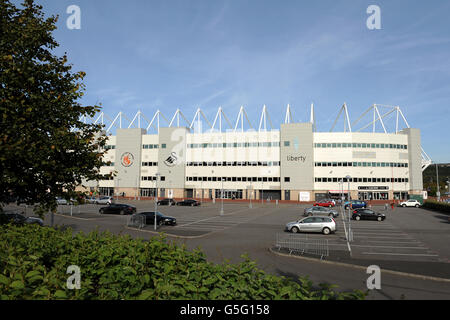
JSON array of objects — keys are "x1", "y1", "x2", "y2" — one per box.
[
  {"x1": 315, "y1": 177, "x2": 409, "y2": 183},
  {"x1": 187, "y1": 176, "x2": 282, "y2": 182},
  {"x1": 143, "y1": 144, "x2": 166, "y2": 149},
  {"x1": 187, "y1": 141, "x2": 280, "y2": 149},
  {"x1": 315, "y1": 162, "x2": 408, "y2": 168},
  {"x1": 186, "y1": 161, "x2": 281, "y2": 167},
  {"x1": 142, "y1": 162, "x2": 158, "y2": 167},
  {"x1": 314, "y1": 142, "x2": 408, "y2": 150},
  {"x1": 105, "y1": 145, "x2": 115, "y2": 150},
  {"x1": 141, "y1": 176, "x2": 166, "y2": 181}
]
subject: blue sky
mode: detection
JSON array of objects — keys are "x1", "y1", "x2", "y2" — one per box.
[{"x1": 24, "y1": 0, "x2": 450, "y2": 162}]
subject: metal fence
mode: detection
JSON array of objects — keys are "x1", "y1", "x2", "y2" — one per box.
[
  {"x1": 275, "y1": 233, "x2": 329, "y2": 260},
  {"x1": 127, "y1": 214, "x2": 146, "y2": 229}
]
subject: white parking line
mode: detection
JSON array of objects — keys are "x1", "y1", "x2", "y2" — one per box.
[
  {"x1": 361, "y1": 252, "x2": 439, "y2": 257},
  {"x1": 351, "y1": 245, "x2": 429, "y2": 250},
  {"x1": 357, "y1": 240, "x2": 422, "y2": 244}
]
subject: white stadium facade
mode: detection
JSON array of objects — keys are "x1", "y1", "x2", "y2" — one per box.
[{"x1": 78, "y1": 103, "x2": 432, "y2": 202}]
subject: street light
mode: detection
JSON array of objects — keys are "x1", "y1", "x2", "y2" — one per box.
[
  {"x1": 154, "y1": 173, "x2": 160, "y2": 230},
  {"x1": 249, "y1": 181, "x2": 253, "y2": 209},
  {"x1": 436, "y1": 163, "x2": 440, "y2": 202},
  {"x1": 116, "y1": 178, "x2": 121, "y2": 201},
  {"x1": 220, "y1": 177, "x2": 224, "y2": 215},
  {"x1": 345, "y1": 175, "x2": 352, "y2": 242}
]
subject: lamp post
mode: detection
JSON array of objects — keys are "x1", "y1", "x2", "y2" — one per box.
[
  {"x1": 116, "y1": 178, "x2": 121, "y2": 202},
  {"x1": 220, "y1": 177, "x2": 224, "y2": 215},
  {"x1": 154, "y1": 173, "x2": 160, "y2": 230},
  {"x1": 436, "y1": 163, "x2": 440, "y2": 202},
  {"x1": 249, "y1": 181, "x2": 253, "y2": 209},
  {"x1": 261, "y1": 180, "x2": 264, "y2": 205},
  {"x1": 405, "y1": 171, "x2": 408, "y2": 200},
  {"x1": 211, "y1": 170, "x2": 215, "y2": 204},
  {"x1": 345, "y1": 175, "x2": 352, "y2": 242},
  {"x1": 339, "y1": 179, "x2": 348, "y2": 241}
]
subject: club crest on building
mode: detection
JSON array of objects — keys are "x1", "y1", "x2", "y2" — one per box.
[
  {"x1": 164, "y1": 152, "x2": 178, "y2": 167},
  {"x1": 121, "y1": 152, "x2": 134, "y2": 167}
]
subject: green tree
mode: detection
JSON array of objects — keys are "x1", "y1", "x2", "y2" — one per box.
[{"x1": 0, "y1": 0, "x2": 110, "y2": 216}]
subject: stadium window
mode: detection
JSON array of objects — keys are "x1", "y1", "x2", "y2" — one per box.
[
  {"x1": 284, "y1": 177, "x2": 290, "y2": 182},
  {"x1": 284, "y1": 141, "x2": 290, "y2": 147}
]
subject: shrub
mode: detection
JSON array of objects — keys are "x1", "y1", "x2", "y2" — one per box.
[
  {"x1": 422, "y1": 200, "x2": 450, "y2": 214},
  {"x1": 0, "y1": 224, "x2": 367, "y2": 300}
]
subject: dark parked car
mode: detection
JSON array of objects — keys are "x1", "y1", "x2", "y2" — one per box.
[
  {"x1": 99, "y1": 203, "x2": 136, "y2": 215},
  {"x1": 176, "y1": 199, "x2": 200, "y2": 206},
  {"x1": 0, "y1": 212, "x2": 44, "y2": 226},
  {"x1": 157, "y1": 198, "x2": 177, "y2": 206},
  {"x1": 352, "y1": 208, "x2": 386, "y2": 221},
  {"x1": 344, "y1": 200, "x2": 367, "y2": 210},
  {"x1": 138, "y1": 211, "x2": 177, "y2": 226}
]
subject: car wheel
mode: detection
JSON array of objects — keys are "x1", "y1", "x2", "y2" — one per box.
[
  {"x1": 329, "y1": 213, "x2": 334, "y2": 217},
  {"x1": 99, "y1": 209, "x2": 104, "y2": 214},
  {"x1": 120, "y1": 210, "x2": 125, "y2": 215},
  {"x1": 322, "y1": 227, "x2": 331, "y2": 235},
  {"x1": 415, "y1": 204, "x2": 419, "y2": 208},
  {"x1": 291, "y1": 227, "x2": 299, "y2": 234},
  {"x1": 329, "y1": 205, "x2": 332, "y2": 208},
  {"x1": 377, "y1": 216, "x2": 382, "y2": 221},
  {"x1": 402, "y1": 204, "x2": 406, "y2": 207},
  {"x1": 355, "y1": 216, "x2": 361, "y2": 221},
  {"x1": 191, "y1": 203, "x2": 194, "y2": 207}
]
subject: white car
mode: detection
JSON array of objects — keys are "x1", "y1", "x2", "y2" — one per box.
[
  {"x1": 399, "y1": 199, "x2": 421, "y2": 208},
  {"x1": 56, "y1": 197, "x2": 68, "y2": 205},
  {"x1": 95, "y1": 196, "x2": 113, "y2": 205},
  {"x1": 285, "y1": 216, "x2": 337, "y2": 235}
]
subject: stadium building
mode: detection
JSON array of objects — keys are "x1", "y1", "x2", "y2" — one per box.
[{"x1": 79, "y1": 104, "x2": 431, "y2": 202}]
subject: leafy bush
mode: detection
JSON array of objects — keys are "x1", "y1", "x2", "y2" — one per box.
[
  {"x1": 0, "y1": 224, "x2": 367, "y2": 300},
  {"x1": 422, "y1": 200, "x2": 450, "y2": 214}
]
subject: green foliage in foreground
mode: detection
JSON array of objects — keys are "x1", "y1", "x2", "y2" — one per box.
[
  {"x1": 0, "y1": 225, "x2": 367, "y2": 300},
  {"x1": 422, "y1": 200, "x2": 450, "y2": 214}
]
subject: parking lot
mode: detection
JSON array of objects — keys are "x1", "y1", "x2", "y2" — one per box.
[
  {"x1": 4, "y1": 200, "x2": 450, "y2": 299},
  {"x1": 14, "y1": 200, "x2": 445, "y2": 264}
]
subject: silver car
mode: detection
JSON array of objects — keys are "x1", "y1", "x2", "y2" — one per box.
[
  {"x1": 56, "y1": 197, "x2": 68, "y2": 205},
  {"x1": 304, "y1": 206, "x2": 339, "y2": 218},
  {"x1": 285, "y1": 216, "x2": 337, "y2": 235},
  {"x1": 95, "y1": 196, "x2": 113, "y2": 205}
]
